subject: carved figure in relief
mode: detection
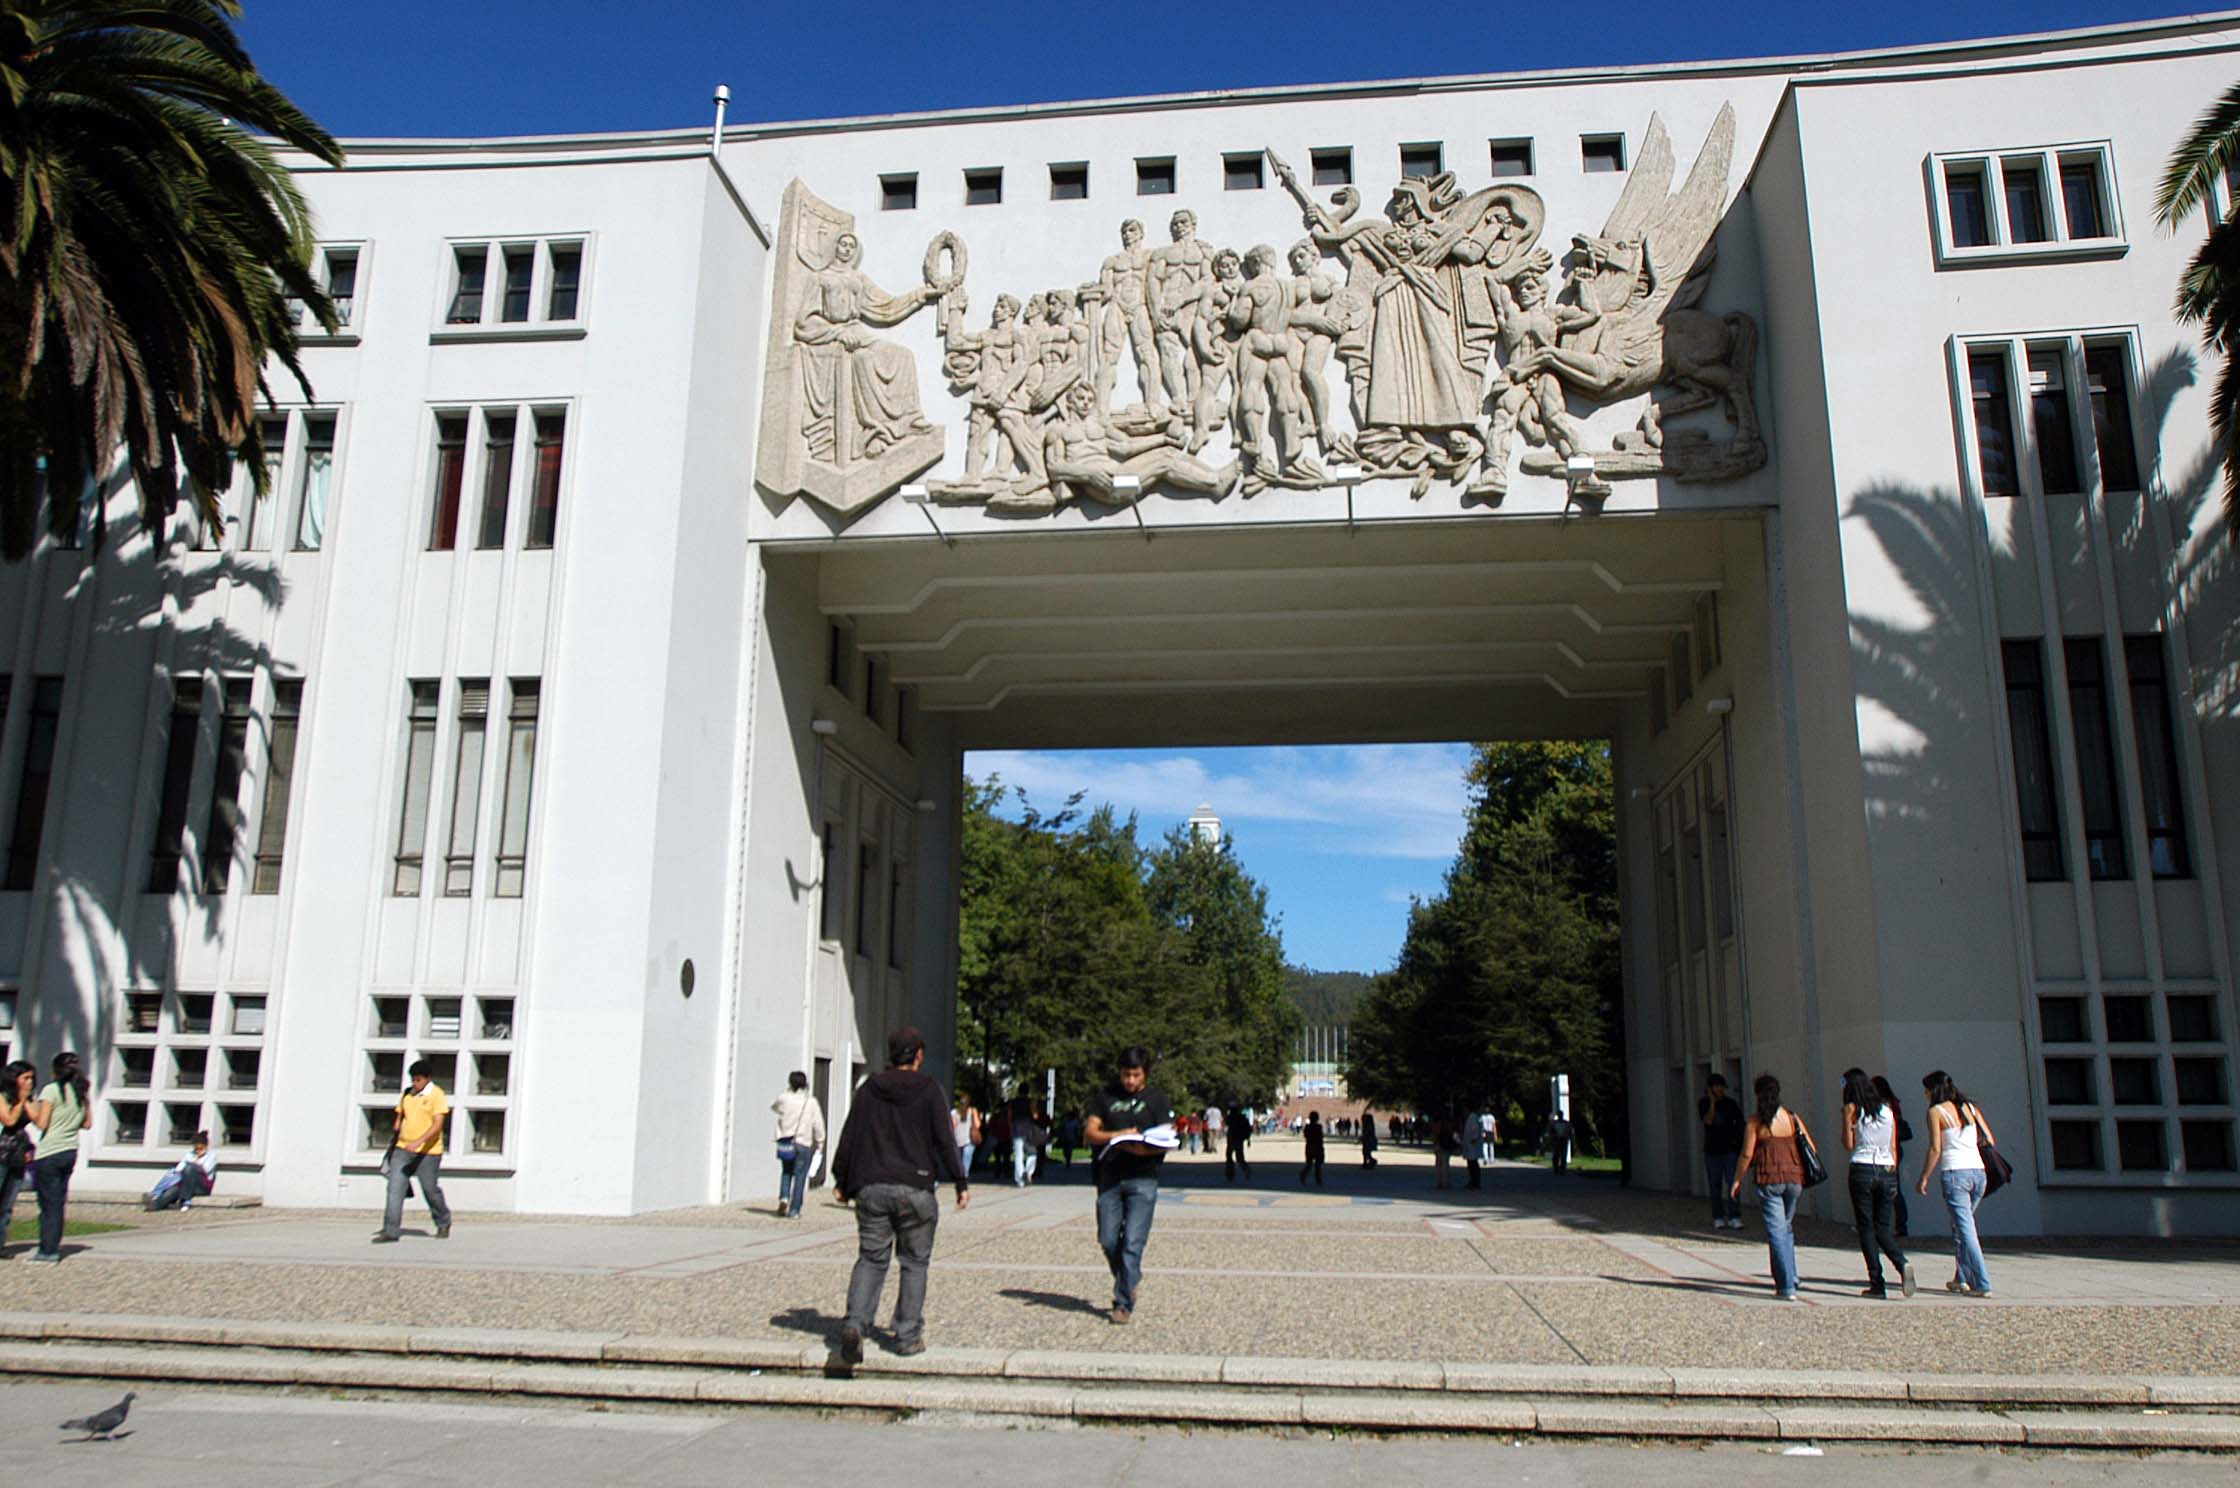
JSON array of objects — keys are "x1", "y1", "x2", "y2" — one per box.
[
  {"x1": 1042, "y1": 380, "x2": 1238, "y2": 507},
  {"x1": 1284, "y1": 238, "x2": 1354, "y2": 458},
  {"x1": 1095, "y1": 219, "x2": 1163, "y2": 413},
  {"x1": 1150, "y1": 210, "x2": 1215, "y2": 413},
  {"x1": 1186, "y1": 248, "x2": 1244, "y2": 452},
  {"x1": 795, "y1": 232, "x2": 940, "y2": 464},
  {"x1": 939, "y1": 292, "x2": 1026, "y2": 481},
  {"x1": 1477, "y1": 269, "x2": 1590, "y2": 495},
  {"x1": 1225, "y1": 244, "x2": 1318, "y2": 484}
]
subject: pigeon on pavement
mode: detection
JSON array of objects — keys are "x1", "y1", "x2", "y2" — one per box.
[{"x1": 60, "y1": 1391, "x2": 134, "y2": 1440}]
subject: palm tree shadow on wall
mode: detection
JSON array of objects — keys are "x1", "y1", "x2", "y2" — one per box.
[{"x1": 23, "y1": 496, "x2": 285, "y2": 1101}]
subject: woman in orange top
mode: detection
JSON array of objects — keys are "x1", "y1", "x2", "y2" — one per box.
[{"x1": 1730, "y1": 1072, "x2": 1817, "y2": 1300}]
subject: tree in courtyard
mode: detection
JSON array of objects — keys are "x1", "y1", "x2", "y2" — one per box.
[
  {"x1": 1145, "y1": 825, "x2": 1298, "y2": 1105},
  {"x1": 0, "y1": 0, "x2": 345, "y2": 558},
  {"x1": 2158, "y1": 80, "x2": 2240, "y2": 535}
]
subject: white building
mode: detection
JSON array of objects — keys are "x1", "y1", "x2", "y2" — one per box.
[{"x1": 2, "y1": 14, "x2": 2238, "y2": 1233}]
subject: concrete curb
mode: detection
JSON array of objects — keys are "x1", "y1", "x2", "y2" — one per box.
[{"x1": 0, "y1": 1311, "x2": 2234, "y2": 1447}]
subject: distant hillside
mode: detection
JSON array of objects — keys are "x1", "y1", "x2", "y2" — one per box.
[{"x1": 1283, "y1": 966, "x2": 1373, "y2": 1024}]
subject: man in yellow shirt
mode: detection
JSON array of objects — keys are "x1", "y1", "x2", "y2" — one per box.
[{"x1": 373, "y1": 1060, "x2": 452, "y2": 1244}]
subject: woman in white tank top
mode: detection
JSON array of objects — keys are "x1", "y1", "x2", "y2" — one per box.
[
  {"x1": 1840, "y1": 1068, "x2": 1912, "y2": 1298},
  {"x1": 1916, "y1": 1070, "x2": 1995, "y2": 1296}
]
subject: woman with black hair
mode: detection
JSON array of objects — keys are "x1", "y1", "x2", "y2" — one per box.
[
  {"x1": 771, "y1": 1069, "x2": 826, "y2": 1219},
  {"x1": 0, "y1": 1061, "x2": 36, "y2": 1249},
  {"x1": 1841, "y1": 1067, "x2": 1913, "y2": 1298},
  {"x1": 25, "y1": 1051, "x2": 88, "y2": 1263},
  {"x1": 1917, "y1": 1069, "x2": 1995, "y2": 1297},
  {"x1": 1872, "y1": 1075, "x2": 1912, "y2": 1237},
  {"x1": 1729, "y1": 1072, "x2": 1817, "y2": 1300}
]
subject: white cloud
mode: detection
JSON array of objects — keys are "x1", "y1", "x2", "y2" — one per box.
[{"x1": 968, "y1": 744, "x2": 1472, "y2": 861}]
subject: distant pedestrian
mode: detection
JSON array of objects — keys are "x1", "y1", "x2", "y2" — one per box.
[
  {"x1": 1299, "y1": 1111, "x2": 1326, "y2": 1186},
  {"x1": 1548, "y1": 1113, "x2": 1573, "y2": 1174},
  {"x1": 1359, "y1": 1112, "x2": 1379, "y2": 1168},
  {"x1": 373, "y1": 1059, "x2": 452, "y2": 1244},
  {"x1": 1730, "y1": 1073, "x2": 1813, "y2": 1300},
  {"x1": 1087, "y1": 1046, "x2": 1173, "y2": 1325},
  {"x1": 1918, "y1": 1070, "x2": 1995, "y2": 1298},
  {"x1": 1008, "y1": 1092, "x2": 1043, "y2": 1187},
  {"x1": 1223, "y1": 1104, "x2": 1252, "y2": 1181},
  {"x1": 0, "y1": 1061, "x2": 35, "y2": 1247},
  {"x1": 145, "y1": 1131, "x2": 218, "y2": 1212},
  {"x1": 1204, "y1": 1105, "x2": 1223, "y2": 1156},
  {"x1": 25, "y1": 1052, "x2": 88, "y2": 1263},
  {"x1": 952, "y1": 1094, "x2": 981, "y2": 1174},
  {"x1": 1700, "y1": 1073, "x2": 1746, "y2": 1230},
  {"x1": 1461, "y1": 1110, "x2": 1483, "y2": 1189},
  {"x1": 1840, "y1": 1067, "x2": 1912, "y2": 1298},
  {"x1": 1432, "y1": 1115, "x2": 1456, "y2": 1189},
  {"x1": 830, "y1": 1026, "x2": 970, "y2": 1361},
  {"x1": 772, "y1": 1070, "x2": 826, "y2": 1219},
  {"x1": 1873, "y1": 1075, "x2": 1912, "y2": 1237}
]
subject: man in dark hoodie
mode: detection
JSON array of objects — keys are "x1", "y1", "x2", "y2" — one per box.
[{"x1": 830, "y1": 1026, "x2": 970, "y2": 1361}]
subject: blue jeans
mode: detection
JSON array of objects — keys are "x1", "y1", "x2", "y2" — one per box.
[
  {"x1": 845, "y1": 1182, "x2": 939, "y2": 1347},
  {"x1": 32, "y1": 1150, "x2": 75, "y2": 1258},
  {"x1": 779, "y1": 1144, "x2": 815, "y2": 1216},
  {"x1": 956, "y1": 1142, "x2": 975, "y2": 1174},
  {"x1": 1096, "y1": 1176, "x2": 1160, "y2": 1313},
  {"x1": 1705, "y1": 1151, "x2": 1740, "y2": 1223},
  {"x1": 0, "y1": 1163, "x2": 25, "y2": 1245},
  {"x1": 1757, "y1": 1181, "x2": 1801, "y2": 1295},
  {"x1": 1941, "y1": 1168, "x2": 1991, "y2": 1292}
]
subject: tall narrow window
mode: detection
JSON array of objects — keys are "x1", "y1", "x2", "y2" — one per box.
[
  {"x1": 1968, "y1": 348, "x2": 2018, "y2": 496},
  {"x1": 392, "y1": 681, "x2": 439, "y2": 896},
  {"x1": 1945, "y1": 164, "x2": 1991, "y2": 248},
  {"x1": 243, "y1": 415, "x2": 285, "y2": 551},
  {"x1": 546, "y1": 244, "x2": 582, "y2": 320},
  {"x1": 429, "y1": 414, "x2": 467, "y2": 550},
  {"x1": 2084, "y1": 344, "x2": 2141, "y2": 492},
  {"x1": 292, "y1": 414, "x2": 335, "y2": 551},
  {"x1": 201, "y1": 677, "x2": 253, "y2": 894},
  {"x1": 887, "y1": 858, "x2": 906, "y2": 970},
  {"x1": 148, "y1": 678, "x2": 203, "y2": 892},
  {"x1": 2027, "y1": 348, "x2": 2081, "y2": 495},
  {"x1": 444, "y1": 682, "x2": 489, "y2": 896},
  {"x1": 819, "y1": 822, "x2": 842, "y2": 940},
  {"x1": 476, "y1": 411, "x2": 516, "y2": 550},
  {"x1": 2125, "y1": 634, "x2": 2192, "y2": 878},
  {"x1": 526, "y1": 411, "x2": 564, "y2": 549},
  {"x1": 3, "y1": 678, "x2": 60, "y2": 890},
  {"x1": 864, "y1": 655, "x2": 885, "y2": 726},
  {"x1": 2001, "y1": 640, "x2": 2064, "y2": 881},
  {"x1": 2064, "y1": 637, "x2": 2128, "y2": 881},
  {"x1": 2003, "y1": 157, "x2": 2049, "y2": 243},
  {"x1": 499, "y1": 245, "x2": 534, "y2": 323},
  {"x1": 855, "y1": 842, "x2": 877, "y2": 957},
  {"x1": 324, "y1": 248, "x2": 359, "y2": 326},
  {"x1": 494, "y1": 680, "x2": 539, "y2": 898},
  {"x1": 447, "y1": 247, "x2": 487, "y2": 324},
  {"x1": 251, "y1": 680, "x2": 303, "y2": 894},
  {"x1": 2060, "y1": 160, "x2": 2107, "y2": 239}
]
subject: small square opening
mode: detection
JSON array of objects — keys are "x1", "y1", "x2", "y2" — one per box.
[
  {"x1": 1135, "y1": 157, "x2": 1176, "y2": 196},
  {"x1": 2169, "y1": 995, "x2": 2219, "y2": 1043},
  {"x1": 2039, "y1": 996, "x2": 2088, "y2": 1043},
  {"x1": 2182, "y1": 1119, "x2": 2235, "y2": 1171},
  {"x1": 127, "y1": 993, "x2": 163, "y2": 1034},
  {"x1": 361, "y1": 1106, "x2": 392, "y2": 1150},
  {"x1": 2048, "y1": 1118, "x2": 2101, "y2": 1170},
  {"x1": 1582, "y1": 134, "x2": 1626, "y2": 173},
  {"x1": 171, "y1": 1048, "x2": 208, "y2": 1090},
  {"x1": 217, "y1": 1104, "x2": 253, "y2": 1147},
  {"x1": 177, "y1": 993, "x2": 213, "y2": 1035},
  {"x1": 475, "y1": 1052, "x2": 511, "y2": 1097},
  {"x1": 1224, "y1": 153, "x2": 1265, "y2": 191},
  {"x1": 229, "y1": 995, "x2": 266, "y2": 1037},
  {"x1": 1049, "y1": 162, "x2": 1088, "y2": 201},
  {"x1": 472, "y1": 1109, "x2": 506, "y2": 1154},
  {"x1": 112, "y1": 1102, "x2": 148, "y2": 1145},
  {"x1": 2175, "y1": 1057, "x2": 2227, "y2": 1105},
  {"x1": 164, "y1": 1101, "x2": 202, "y2": 1145},
  {"x1": 1490, "y1": 138, "x2": 1534, "y2": 178},
  {"x1": 479, "y1": 997, "x2": 515, "y2": 1041},
  {"x1": 879, "y1": 173, "x2": 917, "y2": 211},
  {"x1": 2110, "y1": 1057, "x2": 2161, "y2": 1105},
  {"x1": 372, "y1": 997, "x2": 409, "y2": 1041},
  {"x1": 117, "y1": 1048, "x2": 154, "y2": 1090},
  {"x1": 2104, "y1": 994, "x2": 2154, "y2": 1043},
  {"x1": 963, "y1": 168, "x2": 1003, "y2": 206},
  {"x1": 2116, "y1": 1118, "x2": 2168, "y2": 1171},
  {"x1": 1310, "y1": 148, "x2": 1352, "y2": 186},
  {"x1": 1399, "y1": 143, "x2": 1443, "y2": 179},
  {"x1": 224, "y1": 1047, "x2": 261, "y2": 1091},
  {"x1": 2043, "y1": 1057, "x2": 2094, "y2": 1105},
  {"x1": 417, "y1": 1052, "x2": 458, "y2": 1093},
  {"x1": 426, "y1": 997, "x2": 463, "y2": 1040},
  {"x1": 367, "y1": 1050, "x2": 403, "y2": 1093}
]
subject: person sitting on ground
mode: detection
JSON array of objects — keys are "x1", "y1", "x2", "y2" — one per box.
[{"x1": 145, "y1": 1131, "x2": 218, "y2": 1212}]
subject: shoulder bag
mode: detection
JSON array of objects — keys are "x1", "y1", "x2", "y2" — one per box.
[
  {"x1": 1794, "y1": 1118, "x2": 1829, "y2": 1189},
  {"x1": 1971, "y1": 1105, "x2": 2013, "y2": 1195}
]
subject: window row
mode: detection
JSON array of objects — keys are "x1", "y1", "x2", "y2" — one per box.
[
  {"x1": 1963, "y1": 334, "x2": 2141, "y2": 500},
  {"x1": 109, "y1": 987, "x2": 269, "y2": 1154},
  {"x1": 391, "y1": 677, "x2": 543, "y2": 899},
  {"x1": 286, "y1": 236, "x2": 592, "y2": 342},
  {"x1": 148, "y1": 672, "x2": 305, "y2": 896},
  {"x1": 1931, "y1": 143, "x2": 2123, "y2": 264},
  {"x1": 428, "y1": 405, "x2": 566, "y2": 552},
  {"x1": 358, "y1": 991, "x2": 517, "y2": 1160},
  {"x1": 827, "y1": 622, "x2": 916, "y2": 753},
  {"x1": 193, "y1": 407, "x2": 337, "y2": 555},
  {"x1": 2002, "y1": 634, "x2": 2190, "y2": 882},
  {"x1": 876, "y1": 134, "x2": 1628, "y2": 210}
]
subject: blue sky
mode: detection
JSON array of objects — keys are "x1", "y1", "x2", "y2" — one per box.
[
  {"x1": 970, "y1": 745, "x2": 1473, "y2": 973},
  {"x1": 236, "y1": 2, "x2": 2204, "y2": 139}
]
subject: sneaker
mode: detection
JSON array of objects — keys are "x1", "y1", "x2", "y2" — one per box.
[
  {"x1": 1900, "y1": 1263, "x2": 1916, "y2": 1299},
  {"x1": 1860, "y1": 1286, "x2": 1888, "y2": 1299},
  {"x1": 435, "y1": 1224, "x2": 451, "y2": 1239},
  {"x1": 22, "y1": 1252, "x2": 59, "y2": 1265},
  {"x1": 370, "y1": 1233, "x2": 399, "y2": 1244},
  {"x1": 1945, "y1": 1278, "x2": 1968, "y2": 1293},
  {"x1": 1774, "y1": 1290, "x2": 1799, "y2": 1302},
  {"x1": 1968, "y1": 1287, "x2": 1994, "y2": 1298},
  {"x1": 891, "y1": 1338, "x2": 926, "y2": 1358},
  {"x1": 1107, "y1": 1307, "x2": 1132, "y2": 1325},
  {"x1": 837, "y1": 1324, "x2": 864, "y2": 1366}
]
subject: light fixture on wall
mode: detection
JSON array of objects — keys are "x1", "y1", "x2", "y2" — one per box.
[
  {"x1": 1705, "y1": 696, "x2": 1734, "y2": 715},
  {"x1": 810, "y1": 718, "x2": 838, "y2": 736},
  {"x1": 915, "y1": 799, "x2": 936, "y2": 813}
]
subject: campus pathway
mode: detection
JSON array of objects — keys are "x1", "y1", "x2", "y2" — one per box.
[{"x1": 7, "y1": 1147, "x2": 2238, "y2": 1376}]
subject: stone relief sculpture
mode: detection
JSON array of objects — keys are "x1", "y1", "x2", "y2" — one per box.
[
  {"x1": 756, "y1": 181, "x2": 962, "y2": 516},
  {"x1": 754, "y1": 105, "x2": 1765, "y2": 520}
]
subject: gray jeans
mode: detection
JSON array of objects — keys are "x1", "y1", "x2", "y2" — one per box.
[
  {"x1": 844, "y1": 1182, "x2": 939, "y2": 1346},
  {"x1": 381, "y1": 1151, "x2": 451, "y2": 1237}
]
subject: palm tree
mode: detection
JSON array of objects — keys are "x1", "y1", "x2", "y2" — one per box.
[
  {"x1": 0, "y1": 1, "x2": 343, "y2": 559},
  {"x1": 2158, "y1": 81, "x2": 2240, "y2": 536}
]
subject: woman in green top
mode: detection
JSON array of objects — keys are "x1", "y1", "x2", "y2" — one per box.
[{"x1": 25, "y1": 1052, "x2": 88, "y2": 1263}]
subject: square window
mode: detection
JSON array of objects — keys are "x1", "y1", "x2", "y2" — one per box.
[
  {"x1": 2116, "y1": 1118, "x2": 2168, "y2": 1171},
  {"x1": 371, "y1": 997, "x2": 409, "y2": 1041},
  {"x1": 1310, "y1": 147, "x2": 1352, "y2": 186},
  {"x1": 2175, "y1": 1057, "x2": 2227, "y2": 1105},
  {"x1": 2049, "y1": 1118, "x2": 2101, "y2": 1169},
  {"x1": 1399, "y1": 143, "x2": 1443, "y2": 179},
  {"x1": 879, "y1": 173, "x2": 917, "y2": 211},
  {"x1": 224, "y1": 1048, "x2": 261, "y2": 1091},
  {"x1": 2040, "y1": 996, "x2": 2089, "y2": 1043},
  {"x1": 2168, "y1": 995, "x2": 2219, "y2": 1043},
  {"x1": 1049, "y1": 162, "x2": 1088, "y2": 201},
  {"x1": 2110, "y1": 1056, "x2": 2160, "y2": 1105},
  {"x1": 472, "y1": 1108, "x2": 506, "y2": 1154},
  {"x1": 230, "y1": 995, "x2": 266, "y2": 1037},
  {"x1": 1136, "y1": 157, "x2": 1176, "y2": 195},
  {"x1": 2104, "y1": 994, "x2": 2154, "y2": 1043},
  {"x1": 217, "y1": 1103, "x2": 253, "y2": 1146},
  {"x1": 475, "y1": 1052, "x2": 511, "y2": 1097},
  {"x1": 2043, "y1": 1056, "x2": 2095, "y2": 1105},
  {"x1": 361, "y1": 1107, "x2": 392, "y2": 1149},
  {"x1": 1490, "y1": 138, "x2": 1534, "y2": 177},
  {"x1": 963, "y1": 168, "x2": 1003, "y2": 206},
  {"x1": 367, "y1": 1050, "x2": 403, "y2": 1093},
  {"x1": 171, "y1": 1048, "x2": 208, "y2": 1091},
  {"x1": 127, "y1": 992, "x2": 163, "y2": 1035},
  {"x1": 1224, "y1": 152, "x2": 1264, "y2": 191},
  {"x1": 2182, "y1": 1119, "x2": 2235, "y2": 1171},
  {"x1": 417, "y1": 1051, "x2": 458, "y2": 1093},
  {"x1": 164, "y1": 1101, "x2": 201, "y2": 1145},
  {"x1": 111, "y1": 1102, "x2": 148, "y2": 1144},
  {"x1": 1582, "y1": 135, "x2": 1625, "y2": 173},
  {"x1": 427, "y1": 997, "x2": 463, "y2": 1040},
  {"x1": 116, "y1": 1048, "x2": 154, "y2": 1090},
  {"x1": 177, "y1": 993, "x2": 213, "y2": 1036},
  {"x1": 479, "y1": 996, "x2": 515, "y2": 1041}
]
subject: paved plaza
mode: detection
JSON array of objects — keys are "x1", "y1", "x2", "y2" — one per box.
[{"x1": 7, "y1": 1146, "x2": 2237, "y2": 1378}]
